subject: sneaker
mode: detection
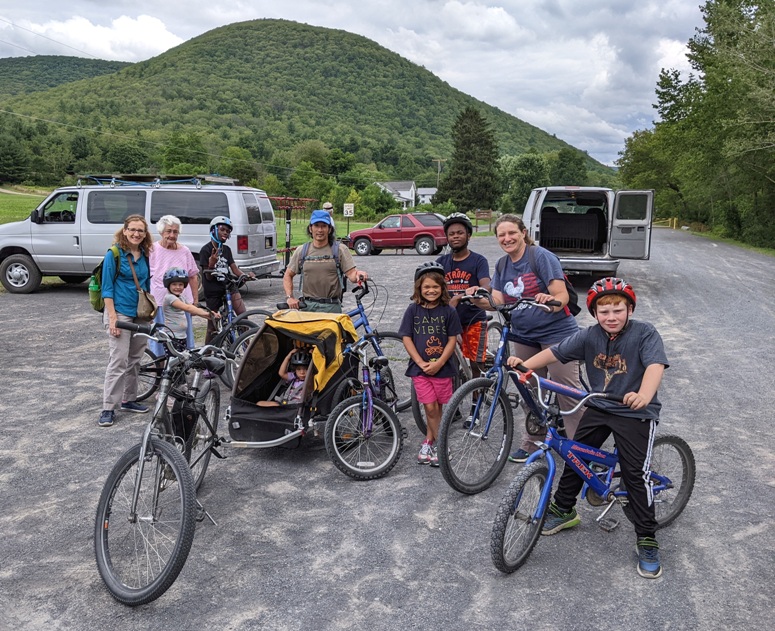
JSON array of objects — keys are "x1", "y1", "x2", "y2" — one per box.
[
  {"x1": 418, "y1": 440, "x2": 432, "y2": 465},
  {"x1": 97, "y1": 410, "x2": 115, "y2": 427},
  {"x1": 462, "y1": 415, "x2": 478, "y2": 430},
  {"x1": 541, "y1": 503, "x2": 581, "y2": 535},
  {"x1": 636, "y1": 537, "x2": 663, "y2": 579},
  {"x1": 429, "y1": 444, "x2": 439, "y2": 467},
  {"x1": 508, "y1": 449, "x2": 530, "y2": 463},
  {"x1": 120, "y1": 400, "x2": 149, "y2": 414}
]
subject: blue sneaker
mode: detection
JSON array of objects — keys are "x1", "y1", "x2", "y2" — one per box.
[
  {"x1": 508, "y1": 449, "x2": 530, "y2": 463},
  {"x1": 541, "y1": 503, "x2": 581, "y2": 535},
  {"x1": 98, "y1": 410, "x2": 115, "y2": 427},
  {"x1": 120, "y1": 400, "x2": 149, "y2": 414},
  {"x1": 636, "y1": 537, "x2": 663, "y2": 578}
]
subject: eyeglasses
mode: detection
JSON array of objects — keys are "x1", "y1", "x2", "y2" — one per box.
[{"x1": 125, "y1": 228, "x2": 146, "y2": 234}]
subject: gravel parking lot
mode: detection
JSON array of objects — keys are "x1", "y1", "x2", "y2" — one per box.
[{"x1": 0, "y1": 229, "x2": 773, "y2": 630}]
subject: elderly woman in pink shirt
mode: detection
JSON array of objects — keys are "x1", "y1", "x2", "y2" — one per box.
[{"x1": 148, "y1": 215, "x2": 200, "y2": 355}]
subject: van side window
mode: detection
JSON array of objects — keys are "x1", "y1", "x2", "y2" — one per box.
[
  {"x1": 242, "y1": 193, "x2": 262, "y2": 224},
  {"x1": 41, "y1": 192, "x2": 78, "y2": 223},
  {"x1": 87, "y1": 191, "x2": 146, "y2": 223},
  {"x1": 258, "y1": 197, "x2": 275, "y2": 223},
  {"x1": 616, "y1": 195, "x2": 648, "y2": 221},
  {"x1": 150, "y1": 191, "x2": 229, "y2": 225}
]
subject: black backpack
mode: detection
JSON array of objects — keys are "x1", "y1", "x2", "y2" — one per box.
[{"x1": 495, "y1": 245, "x2": 581, "y2": 316}]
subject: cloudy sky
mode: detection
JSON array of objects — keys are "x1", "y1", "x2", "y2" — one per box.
[{"x1": 0, "y1": 1, "x2": 703, "y2": 165}]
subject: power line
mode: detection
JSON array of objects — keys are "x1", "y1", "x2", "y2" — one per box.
[
  {"x1": 0, "y1": 17, "x2": 98, "y2": 59},
  {"x1": 0, "y1": 38, "x2": 39, "y2": 56}
]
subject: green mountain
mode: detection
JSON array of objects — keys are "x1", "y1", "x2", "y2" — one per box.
[
  {"x1": 0, "y1": 19, "x2": 610, "y2": 184},
  {"x1": 0, "y1": 55, "x2": 129, "y2": 98}
]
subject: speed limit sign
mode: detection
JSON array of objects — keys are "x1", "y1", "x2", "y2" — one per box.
[{"x1": 343, "y1": 203, "x2": 354, "y2": 217}]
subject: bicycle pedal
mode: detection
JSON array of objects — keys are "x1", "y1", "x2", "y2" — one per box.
[{"x1": 597, "y1": 518, "x2": 619, "y2": 532}]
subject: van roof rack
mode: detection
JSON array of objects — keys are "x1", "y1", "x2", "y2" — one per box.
[{"x1": 75, "y1": 174, "x2": 239, "y2": 187}]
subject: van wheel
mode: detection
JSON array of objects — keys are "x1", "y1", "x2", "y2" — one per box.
[
  {"x1": 415, "y1": 237, "x2": 434, "y2": 256},
  {"x1": 59, "y1": 275, "x2": 89, "y2": 284},
  {"x1": 1, "y1": 254, "x2": 42, "y2": 293},
  {"x1": 354, "y1": 239, "x2": 372, "y2": 256}
]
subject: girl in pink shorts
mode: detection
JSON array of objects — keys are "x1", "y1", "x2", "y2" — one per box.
[{"x1": 399, "y1": 263, "x2": 462, "y2": 466}]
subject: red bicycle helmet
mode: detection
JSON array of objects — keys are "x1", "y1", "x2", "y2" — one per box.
[{"x1": 586, "y1": 277, "x2": 637, "y2": 314}]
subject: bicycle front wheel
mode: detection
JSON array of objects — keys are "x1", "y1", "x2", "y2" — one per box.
[
  {"x1": 622, "y1": 434, "x2": 695, "y2": 529},
  {"x1": 136, "y1": 348, "x2": 164, "y2": 402},
  {"x1": 187, "y1": 380, "x2": 220, "y2": 491},
  {"x1": 491, "y1": 461, "x2": 549, "y2": 573},
  {"x1": 369, "y1": 331, "x2": 412, "y2": 412},
  {"x1": 223, "y1": 326, "x2": 260, "y2": 389},
  {"x1": 437, "y1": 377, "x2": 514, "y2": 494},
  {"x1": 325, "y1": 395, "x2": 403, "y2": 480},
  {"x1": 94, "y1": 438, "x2": 197, "y2": 606}
]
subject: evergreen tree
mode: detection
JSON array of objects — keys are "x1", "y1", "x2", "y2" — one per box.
[{"x1": 434, "y1": 107, "x2": 500, "y2": 211}]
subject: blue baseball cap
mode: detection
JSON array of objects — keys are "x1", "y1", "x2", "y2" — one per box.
[{"x1": 309, "y1": 210, "x2": 334, "y2": 226}]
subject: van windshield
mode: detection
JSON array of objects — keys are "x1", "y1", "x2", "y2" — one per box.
[{"x1": 150, "y1": 191, "x2": 229, "y2": 225}]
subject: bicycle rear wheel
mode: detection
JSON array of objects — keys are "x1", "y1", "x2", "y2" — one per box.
[
  {"x1": 622, "y1": 434, "x2": 695, "y2": 529},
  {"x1": 186, "y1": 380, "x2": 220, "y2": 491},
  {"x1": 485, "y1": 320, "x2": 504, "y2": 369},
  {"x1": 437, "y1": 377, "x2": 514, "y2": 494},
  {"x1": 369, "y1": 331, "x2": 412, "y2": 412},
  {"x1": 324, "y1": 396, "x2": 403, "y2": 480},
  {"x1": 94, "y1": 438, "x2": 197, "y2": 606},
  {"x1": 491, "y1": 461, "x2": 549, "y2": 573},
  {"x1": 223, "y1": 326, "x2": 260, "y2": 388},
  {"x1": 136, "y1": 348, "x2": 164, "y2": 402}
]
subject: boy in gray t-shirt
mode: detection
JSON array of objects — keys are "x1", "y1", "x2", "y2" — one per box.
[{"x1": 162, "y1": 267, "x2": 218, "y2": 352}]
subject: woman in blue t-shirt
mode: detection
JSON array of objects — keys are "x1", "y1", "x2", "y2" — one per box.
[{"x1": 485, "y1": 214, "x2": 583, "y2": 462}]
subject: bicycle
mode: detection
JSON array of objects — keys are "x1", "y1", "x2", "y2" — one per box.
[
  {"x1": 136, "y1": 273, "x2": 269, "y2": 399},
  {"x1": 94, "y1": 321, "x2": 232, "y2": 606},
  {"x1": 490, "y1": 364, "x2": 695, "y2": 573},
  {"x1": 324, "y1": 333, "x2": 405, "y2": 480},
  {"x1": 436, "y1": 289, "x2": 558, "y2": 494},
  {"x1": 270, "y1": 280, "x2": 413, "y2": 413}
]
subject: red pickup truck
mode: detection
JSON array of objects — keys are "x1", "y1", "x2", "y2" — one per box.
[{"x1": 343, "y1": 212, "x2": 447, "y2": 256}]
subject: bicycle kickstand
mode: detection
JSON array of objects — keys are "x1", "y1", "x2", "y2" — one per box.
[
  {"x1": 595, "y1": 500, "x2": 620, "y2": 532},
  {"x1": 196, "y1": 499, "x2": 217, "y2": 526}
]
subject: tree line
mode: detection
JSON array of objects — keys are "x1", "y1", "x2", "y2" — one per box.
[{"x1": 617, "y1": 0, "x2": 775, "y2": 248}]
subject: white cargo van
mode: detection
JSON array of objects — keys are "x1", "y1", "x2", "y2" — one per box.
[
  {"x1": 522, "y1": 186, "x2": 654, "y2": 278},
  {"x1": 0, "y1": 178, "x2": 280, "y2": 293}
]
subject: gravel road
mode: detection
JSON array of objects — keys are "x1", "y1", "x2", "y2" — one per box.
[{"x1": 0, "y1": 228, "x2": 772, "y2": 630}]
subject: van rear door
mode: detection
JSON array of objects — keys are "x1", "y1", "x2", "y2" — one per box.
[{"x1": 609, "y1": 190, "x2": 654, "y2": 260}]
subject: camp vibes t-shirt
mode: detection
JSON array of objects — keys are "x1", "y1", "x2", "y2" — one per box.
[
  {"x1": 436, "y1": 251, "x2": 490, "y2": 328},
  {"x1": 398, "y1": 303, "x2": 462, "y2": 378}
]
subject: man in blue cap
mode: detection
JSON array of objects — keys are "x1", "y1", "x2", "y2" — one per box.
[{"x1": 282, "y1": 209, "x2": 368, "y2": 313}]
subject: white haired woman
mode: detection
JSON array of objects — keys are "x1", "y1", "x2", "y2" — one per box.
[{"x1": 148, "y1": 215, "x2": 200, "y2": 356}]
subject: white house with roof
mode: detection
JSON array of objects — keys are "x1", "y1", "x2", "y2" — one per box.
[
  {"x1": 376, "y1": 181, "x2": 416, "y2": 209},
  {"x1": 417, "y1": 187, "x2": 437, "y2": 205}
]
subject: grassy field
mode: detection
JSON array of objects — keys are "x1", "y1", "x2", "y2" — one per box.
[{"x1": 0, "y1": 192, "x2": 46, "y2": 223}]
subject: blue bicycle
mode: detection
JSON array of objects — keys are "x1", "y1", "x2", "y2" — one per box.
[
  {"x1": 490, "y1": 364, "x2": 695, "y2": 573},
  {"x1": 436, "y1": 290, "x2": 558, "y2": 494}
]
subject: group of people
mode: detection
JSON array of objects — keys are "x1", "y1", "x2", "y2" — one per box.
[
  {"x1": 96, "y1": 214, "x2": 252, "y2": 427},
  {"x1": 96, "y1": 206, "x2": 669, "y2": 580}
]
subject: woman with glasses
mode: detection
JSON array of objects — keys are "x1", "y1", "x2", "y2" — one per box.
[
  {"x1": 148, "y1": 215, "x2": 200, "y2": 356},
  {"x1": 98, "y1": 215, "x2": 155, "y2": 427}
]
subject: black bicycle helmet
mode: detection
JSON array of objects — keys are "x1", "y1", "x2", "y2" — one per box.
[
  {"x1": 289, "y1": 350, "x2": 311, "y2": 369},
  {"x1": 162, "y1": 267, "x2": 189, "y2": 288},
  {"x1": 586, "y1": 277, "x2": 637, "y2": 314},
  {"x1": 414, "y1": 261, "x2": 445, "y2": 282},
  {"x1": 443, "y1": 212, "x2": 473, "y2": 235}
]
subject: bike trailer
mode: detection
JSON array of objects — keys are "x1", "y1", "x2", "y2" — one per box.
[{"x1": 227, "y1": 311, "x2": 359, "y2": 445}]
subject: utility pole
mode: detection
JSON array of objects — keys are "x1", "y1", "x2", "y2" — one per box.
[{"x1": 432, "y1": 158, "x2": 446, "y2": 188}]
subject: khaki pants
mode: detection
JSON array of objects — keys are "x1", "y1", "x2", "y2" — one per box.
[
  {"x1": 302, "y1": 299, "x2": 342, "y2": 314},
  {"x1": 103, "y1": 312, "x2": 149, "y2": 409}
]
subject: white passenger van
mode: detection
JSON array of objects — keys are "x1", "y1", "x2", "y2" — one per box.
[
  {"x1": 522, "y1": 186, "x2": 654, "y2": 278},
  {"x1": 0, "y1": 176, "x2": 280, "y2": 293}
]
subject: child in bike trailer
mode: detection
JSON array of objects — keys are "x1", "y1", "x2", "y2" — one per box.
[
  {"x1": 399, "y1": 263, "x2": 462, "y2": 467},
  {"x1": 506, "y1": 277, "x2": 669, "y2": 579},
  {"x1": 161, "y1": 267, "x2": 219, "y2": 354},
  {"x1": 256, "y1": 349, "x2": 311, "y2": 407}
]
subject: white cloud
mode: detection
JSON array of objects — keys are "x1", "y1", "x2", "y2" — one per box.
[{"x1": 0, "y1": 1, "x2": 706, "y2": 164}]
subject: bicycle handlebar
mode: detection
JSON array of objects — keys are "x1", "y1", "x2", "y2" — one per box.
[
  {"x1": 115, "y1": 321, "x2": 236, "y2": 361},
  {"x1": 459, "y1": 289, "x2": 559, "y2": 313}
]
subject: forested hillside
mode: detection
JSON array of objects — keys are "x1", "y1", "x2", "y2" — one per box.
[
  {"x1": 0, "y1": 56, "x2": 129, "y2": 97},
  {"x1": 0, "y1": 19, "x2": 613, "y2": 215}
]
